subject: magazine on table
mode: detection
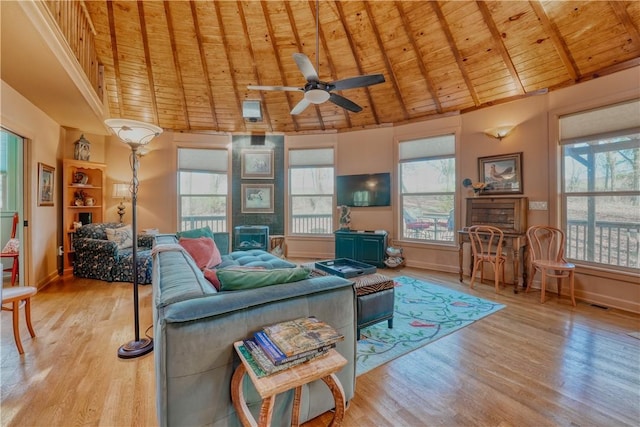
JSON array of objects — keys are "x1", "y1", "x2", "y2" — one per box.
[
  {"x1": 242, "y1": 338, "x2": 331, "y2": 376},
  {"x1": 262, "y1": 316, "x2": 344, "y2": 357}
]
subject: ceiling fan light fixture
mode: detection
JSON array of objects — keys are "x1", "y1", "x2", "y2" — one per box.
[{"x1": 305, "y1": 89, "x2": 330, "y2": 104}]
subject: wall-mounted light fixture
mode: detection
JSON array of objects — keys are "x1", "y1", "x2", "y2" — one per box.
[{"x1": 484, "y1": 125, "x2": 516, "y2": 141}]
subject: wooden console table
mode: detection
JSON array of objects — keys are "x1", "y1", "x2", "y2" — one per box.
[
  {"x1": 459, "y1": 196, "x2": 529, "y2": 292},
  {"x1": 231, "y1": 341, "x2": 347, "y2": 427}
]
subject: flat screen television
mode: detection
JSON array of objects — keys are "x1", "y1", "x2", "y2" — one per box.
[{"x1": 336, "y1": 173, "x2": 391, "y2": 207}]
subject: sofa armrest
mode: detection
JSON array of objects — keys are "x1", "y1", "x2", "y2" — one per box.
[{"x1": 73, "y1": 237, "x2": 119, "y2": 256}]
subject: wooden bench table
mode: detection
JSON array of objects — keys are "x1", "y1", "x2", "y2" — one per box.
[{"x1": 231, "y1": 341, "x2": 347, "y2": 427}]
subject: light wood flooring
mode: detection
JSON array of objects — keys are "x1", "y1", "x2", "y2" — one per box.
[{"x1": 2, "y1": 265, "x2": 639, "y2": 427}]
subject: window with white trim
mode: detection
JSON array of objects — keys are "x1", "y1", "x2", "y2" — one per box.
[
  {"x1": 178, "y1": 148, "x2": 228, "y2": 232},
  {"x1": 559, "y1": 100, "x2": 640, "y2": 270},
  {"x1": 288, "y1": 148, "x2": 334, "y2": 235},
  {"x1": 399, "y1": 134, "x2": 456, "y2": 243}
]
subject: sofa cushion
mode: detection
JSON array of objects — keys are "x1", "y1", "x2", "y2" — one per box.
[
  {"x1": 2, "y1": 238, "x2": 19, "y2": 253},
  {"x1": 75, "y1": 222, "x2": 124, "y2": 240},
  {"x1": 217, "y1": 249, "x2": 296, "y2": 269},
  {"x1": 203, "y1": 268, "x2": 220, "y2": 290},
  {"x1": 217, "y1": 267, "x2": 311, "y2": 291},
  {"x1": 105, "y1": 224, "x2": 134, "y2": 249},
  {"x1": 179, "y1": 237, "x2": 222, "y2": 269},
  {"x1": 176, "y1": 226, "x2": 214, "y2": 240}
]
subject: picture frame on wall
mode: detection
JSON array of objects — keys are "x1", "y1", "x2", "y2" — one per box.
[
  {"x1": 241, "y1": 149, "x2": 274, "y2": 179},
  {"x1": 478, "y1": 152, "x2": 523, "y2": 195},
  {"x1": 38, "y1": 162, "x2": 55, "y2": 206},
  {"x1": 241, "y1": 184, "x2": 274, "y2": 213}
]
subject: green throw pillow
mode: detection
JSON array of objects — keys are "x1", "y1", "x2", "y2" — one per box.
[
  {"x1": 176, "y1": 226, "x2": 214, "y2": 240},
  {"x1": 217, "y1": 267, "x2": 311, "y2": 291}
]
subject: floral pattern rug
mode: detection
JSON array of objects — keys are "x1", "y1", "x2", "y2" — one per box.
[{"x1": 357, "y1": 276, "x2": 505, "y2": 375}]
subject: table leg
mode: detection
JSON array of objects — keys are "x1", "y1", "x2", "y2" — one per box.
[
  {"x1": 512, "y1": 246, "x2": 520, "y2": 293},
  {"x1": 231, "y1": 364, "x2": 259, "y2": 427},
  {"x1": 458, "y1": 241, "x2": 464, "y2": 282},
  {"x1": 258, "y1": 396, "x2": 276, "y2": 427},
  {"x1": 291, "y1": 386, "x2": 302, "y2": 427},
  {"x1": 321, "y1": 373, "x2": 346, "y2": 427}
]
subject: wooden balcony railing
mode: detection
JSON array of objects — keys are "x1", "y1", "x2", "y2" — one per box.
[
  {"x1": 566, "y1": 220, "x2": 640, "y2": 269},
  {"x1": 44, "y1": 1, "x2": 102, "y2": 99},
  {"x1": 291, "y1": 214, "x2": 333, "y2": 234},
  {"x1": 181, "y1": 216, "x2": 227, "y2": 233}
]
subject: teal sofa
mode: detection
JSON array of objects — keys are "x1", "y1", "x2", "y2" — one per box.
[{"x1": 152, "y1": 234, "x2": 357, "y2": 427}]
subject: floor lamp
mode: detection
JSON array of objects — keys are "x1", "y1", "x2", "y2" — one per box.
[{"x1": 105, "y1": 118, "x2": 163, "y2": 359}]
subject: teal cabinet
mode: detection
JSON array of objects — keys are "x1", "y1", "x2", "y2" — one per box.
[{"x1": 334, "y1": 230, "x2": 388, "y2": 268}]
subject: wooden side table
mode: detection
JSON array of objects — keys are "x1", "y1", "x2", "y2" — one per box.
[{"x1": 231, "y1": 341, "x2": 347, "y2": 427}]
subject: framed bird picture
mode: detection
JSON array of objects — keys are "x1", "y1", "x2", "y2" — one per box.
[{"x1": 478, "y1": 152, "x2": 523, "y2": 195}]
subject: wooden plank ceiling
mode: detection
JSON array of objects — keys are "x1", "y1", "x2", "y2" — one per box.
[{"x1": 82, "y1": 0, "x2": 640, "y2": 134}]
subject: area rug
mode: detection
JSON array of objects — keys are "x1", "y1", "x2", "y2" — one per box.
[{"x1": 356, "y1": 276, "x2": 505, "y2": 375}]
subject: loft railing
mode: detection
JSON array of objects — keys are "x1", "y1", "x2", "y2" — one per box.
[
  {"x1": 44, "y1": 1, "x2": 102, "y2": 99},
  {"x1": 566, "y1": 220, "x2": 640, "y2": 269}
]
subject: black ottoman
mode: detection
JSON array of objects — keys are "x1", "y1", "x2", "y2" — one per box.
[{"x1": 303, "y1": 263, "x2": 395, "y2": 339}]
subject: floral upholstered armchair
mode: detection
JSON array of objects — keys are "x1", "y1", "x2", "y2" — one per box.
[{"x1": 73, "y1": 223, "x2": 154, "y2": 284}]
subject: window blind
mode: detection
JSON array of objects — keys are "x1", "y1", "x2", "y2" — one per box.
[
  {"x1": 559, "y1": 99, "x2": 640, "y2": 145},
  {"x1": 178, "y1": 148, "x2": 227, "y2": 172},
  {"x1": 399, "y1": 134, "x2": 455, "y2": 160}
]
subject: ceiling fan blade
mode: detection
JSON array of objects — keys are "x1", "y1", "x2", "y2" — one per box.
[
  {"x1": 329, "y1": 93, "x2": 362, "y2": 113},
  {"x1": 292, "y1": 53, "x2": 319, "y2": 82},
  {"x1": 247, "y1": 85, "x2": 302, "y2": 92},
  {"x1": 331, "y1": 74, "x2": 385, "y2": 91},
  {"x1": 290, "y1": 98, "x2": 312, "y2": 115}
]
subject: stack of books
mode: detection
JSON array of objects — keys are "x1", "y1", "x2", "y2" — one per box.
[{"x1": 239, "y1": 316, "x2": 344, "y2": 377}]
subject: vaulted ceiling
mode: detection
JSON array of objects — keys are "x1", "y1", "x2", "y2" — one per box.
[{"x1": 7, "y1": 1, "x2": 640, "y2": 135}]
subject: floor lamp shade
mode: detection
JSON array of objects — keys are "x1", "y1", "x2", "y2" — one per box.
[{"x1": 105, "y1": 119, "x2": 163, "y2": 359}]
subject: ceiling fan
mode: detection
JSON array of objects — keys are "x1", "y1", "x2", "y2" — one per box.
[{"x1": 247, "y1": 2, "x2": 385, "y2": 115}]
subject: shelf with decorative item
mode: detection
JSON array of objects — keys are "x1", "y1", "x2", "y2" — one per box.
[{"x1": 62, "y1": 159, "x2": 106, "y2": 272}]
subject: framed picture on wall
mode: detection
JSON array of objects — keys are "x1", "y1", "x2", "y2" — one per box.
[
  {"x1": 478, "y1": 152, "x2": 523, "y2": 195},
  {"x1": 241, "y1": 149, "x2": 274, "y2": 179},
  {"x1": 38, "y1": 162, "x2": 55, "y2": 206},
  {"x1": 241, "y1": 184, "x2": 274, "y2": 213}
]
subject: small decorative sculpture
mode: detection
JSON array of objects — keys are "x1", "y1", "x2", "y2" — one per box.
[{"x1": 337, "y1": 205, "x2": 351, "y2": 230}]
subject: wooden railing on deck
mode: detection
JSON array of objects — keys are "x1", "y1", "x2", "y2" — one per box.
[
  {"x1": 567, "y1": 220, "x2": 640, "y2": 269},
  {"x1": 44, "y1": 1, "x2": 102, "y2": 100}
]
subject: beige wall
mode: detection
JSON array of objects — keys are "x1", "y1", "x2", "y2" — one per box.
[
  {"x1": 1, "y1": 81, "x2": 60, "y2": 287},
  {"x1": 2, "y1": 66, "x2": 639, "y2": 311}
]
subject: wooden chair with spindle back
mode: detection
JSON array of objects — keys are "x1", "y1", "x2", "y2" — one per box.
[
  {"x1": 468, "y1": 225, "x2": 507, "y2": 292},
  {"x1": 526, "y1": 225, "x2": 576, "y2": 306}
]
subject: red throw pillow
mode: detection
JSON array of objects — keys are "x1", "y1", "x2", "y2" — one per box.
[
  {"x1": 179, "y1": 237, "x2": 222, "y2": 270},
  {"x1": 203, "y1": 268, "x2": 220, "y2": 291}
]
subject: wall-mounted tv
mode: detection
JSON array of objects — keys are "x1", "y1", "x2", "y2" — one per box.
[{"x1": 336, "y1": 173, "x2": 391, "y2": 207}]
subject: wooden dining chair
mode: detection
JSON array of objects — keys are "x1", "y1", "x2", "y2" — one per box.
[
  {"x1": 468, "y1": 225, "x2": 506, "y2": 292},
  {"x1": 2, "y1": 285, "x2": 37, "y2": 354},
  {"x1": 526, "y1": 225, "x2": 576, "y2": 306},
  {"x1": 1, "y1": 213, "x2": 20, "y2": 286}
]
